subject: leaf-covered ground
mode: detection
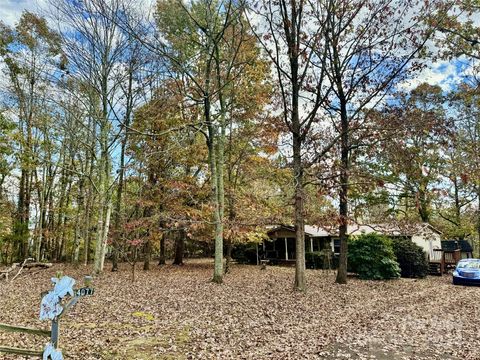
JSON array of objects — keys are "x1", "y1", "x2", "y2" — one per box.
[{"x1": 1, "y1": 259, "x2": 479, "y2": 359}]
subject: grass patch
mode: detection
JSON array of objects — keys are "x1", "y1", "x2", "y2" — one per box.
[
  {"x1": 131, "y1": 312, "x2": 155, "y2": 321},
  {"x1": 102, "y1": 325, "x2": 191, "y2": 359}
]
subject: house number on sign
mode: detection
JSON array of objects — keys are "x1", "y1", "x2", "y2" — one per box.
[{"x1": 76, "y1": 287, "x2": 94, "y2": 297}]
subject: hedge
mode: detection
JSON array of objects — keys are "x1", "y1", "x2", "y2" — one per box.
[{"x1": 348, "y1": 233, "x2": 400, "y2": 280}]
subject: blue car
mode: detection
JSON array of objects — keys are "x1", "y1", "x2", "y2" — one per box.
[{"x1": 453, "y1": 259, "x2": 480, "y2": 285}]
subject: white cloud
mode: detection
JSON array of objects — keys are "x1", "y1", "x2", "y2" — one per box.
[
  {"x1": 0, "y1": 0, "x2": 47, "y2": 26},
  {"x1": 398, "y1": 60, "x2": 462, "y2": 92}
]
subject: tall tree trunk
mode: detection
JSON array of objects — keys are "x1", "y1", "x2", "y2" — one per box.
[
  {"x1": 158, "y1": 231, "x2": 166, "y2": 265},
  {"x1": 336, "y1": 96, "x2": 349, "y2": 285},
  {"x1": 73, "y1": 177, "x2": 85, "y2": 264},
  {"x1": 58, "y1": 179, "x2": 72, "y2": 261},
  {"x1": 143, "y1": 206, "x2": 153, "y2": 271},
  {"x1": 17, "y1": 167, "x2": 32, "y2": 259},
  {"x1": 94, "y1": 199, "x2": 105, "y2": 273},
  {"x1": 23, "y1": 171, "x2": 31, "y2": 259},
  {"x1": 209, "y1": 129, "x2": 223, "y2": 283},
  {"x1": 288, "y1": 12, "x2": 306, "y2": 291},
  {"x1": 93, "y1": 47, "x2": 113, "y2": 274},
  {"x1": 112, "y1": 67, "x2": 134, "y2": 272},
  {"x1": 16, "y1": 170, "x2": 26, "y2": 259},
  {"x1": 93, "y1": 89, "x2": 111, "y2": 274},
  {"x1": 83, "y1": 153, "x2": 95, "y2": 266},
  {"x1": 204, "y1": 71, "x2": 223, "y2": 283},
  {"x1": 214, "y1": 130, "x2": 225, "y2": 281},
  {"x1": 112, "y1": 141, "x2": 125, "y2": 272},
  {"x1": 83, "y1": 196, "x2": 92, "y2": 266},
  {"x1": 83, "y1": 116, "x2": 96, "y2": 266},
  {"x1": 55, "y1": 163, "x2": 68, "y2": 261},
  {"x1": 225, "y1": 113, "x2": 235, "y2": 275},
  {"x1": 99, "y1": 201, "x2": 112, "y2": 272},
  {"x1": 35, "y1": 168, "x2": 46, "y2": 261},
  {"x1": 417, "y1": 185, "x2": 430, "y2": 223},
  {"x1": 143, "y1": 239, "x2": 151, "y2": 270},
  {"x1": 293, "y1": 132, "x2": 305, "y2": 291},
  {"x1": 454, "y1": 176, "x2": 461, "y2": 226},
  {"x1": 93, "y1": 149, "x2": 111, "y2": 274},
  {"x1": 212, "y1": 45, "x2": 227, "y2": 283},
  {"x1": 44, "y1": 164, "x2": 55, "y2": 260},
  {"x1": 173, "y1": 229, "x2": 185, "y2": 265}
]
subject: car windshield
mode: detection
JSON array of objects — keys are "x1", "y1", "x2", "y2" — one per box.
[{"x1": 457, "y1": 260, "x2": 480, "y2": 269}]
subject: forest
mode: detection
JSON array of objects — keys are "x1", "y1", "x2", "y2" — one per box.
[
  {"x1": 0, "y1": 0, "x2": 480, "y2": 288},
  {"x1": 1, "y1": 0, "x2": 480, "y2": 359}
]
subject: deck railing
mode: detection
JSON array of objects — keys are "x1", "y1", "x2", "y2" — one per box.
[
  {"x1": 444, "y1": 249, "x2": 461, "y2": 264},
  {"x1": 430, "y1": 249, "x2": 461, "y2": 275}
]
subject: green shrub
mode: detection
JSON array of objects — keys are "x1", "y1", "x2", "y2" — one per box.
[
  {"x1": 232, "y1": 243, "x2": 258, "y2": 264},
  {"x1": 391, "y1": 239, "x2": 428, "y2": 278},
  {"x1": 305, "y1": 251, "x2": 321, "y2": 269},
  {"x1": 348, "y1": 233, "x2": 400, "y2": 280},
  {"x1": 306, "y1": 250, "x2": 335, "y2": 269}
]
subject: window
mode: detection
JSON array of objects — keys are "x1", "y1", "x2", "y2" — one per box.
[{"x1": 333, "y1": 239, "x2": 340, "y2": 254}]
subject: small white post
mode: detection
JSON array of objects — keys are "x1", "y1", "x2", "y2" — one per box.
[
  {"x1": 285, "y1": 238, "x2": 288, "y2": 260},
  {"x1": 310, "y1": 238, "x2": 314, "y2": 253}
]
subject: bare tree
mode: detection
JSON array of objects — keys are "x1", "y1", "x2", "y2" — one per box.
[
  {"x1": 49, "y1": 0, "x2": 135, "y2": 273},
  {"x1": 246, "y1": 0, "x2": 331, "y2": 291}
]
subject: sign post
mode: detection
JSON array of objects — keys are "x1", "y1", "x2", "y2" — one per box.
[{"x1": 0, "y1": 274, "x2": 95, "y2": 359}]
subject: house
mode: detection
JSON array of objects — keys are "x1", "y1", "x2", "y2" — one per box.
[
  {"x1": 332, "y1": 223, "x2": 442, "y2": 259},
  {"x1": 264, "y1": 223, "x2": 442, "y2": 262}
]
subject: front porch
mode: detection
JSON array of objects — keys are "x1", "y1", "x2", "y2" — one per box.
[{"x1": 264, "y1": 225, "x2": 331, "y2": 263}]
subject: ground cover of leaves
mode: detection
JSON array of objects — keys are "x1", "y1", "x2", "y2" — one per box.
[{"x1": 0, "y1": 259, "x2": 479, "y2": 359}]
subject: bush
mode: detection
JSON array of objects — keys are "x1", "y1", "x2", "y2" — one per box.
[
  {"x1": 348, "y1": 233, "x2": 400, "y2": 280},
  {"x1": 306, "y1": 250, "x2": 335, "y2": 269},
  {"x1": 232, "y1": 243, "x2": 258, "y2": 264},
  {"x1": 391, "y1": 239, "x2": 429, "y2": 278}
]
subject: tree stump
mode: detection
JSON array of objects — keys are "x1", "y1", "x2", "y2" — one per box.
[{"x1": 260, "y1": 259, "x2": 269, "y2": 270}]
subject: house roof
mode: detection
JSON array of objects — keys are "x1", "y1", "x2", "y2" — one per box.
[
  {"x1": 267, "y1": 222, "x2": 441, "y2": 238},
  {"x1": 344, "y1": 223, "x2": 442, "y2": 237},
  {"x1": 266, "y1": 225, "x2": 330, "y2": 238},
  {"x1": 304, "y1": 225, "x2": 330, "y2": 237}
]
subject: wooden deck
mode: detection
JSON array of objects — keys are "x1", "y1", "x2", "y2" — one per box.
[{"x1": 429, "y1": 249, "x2": 461, "y2": 275}]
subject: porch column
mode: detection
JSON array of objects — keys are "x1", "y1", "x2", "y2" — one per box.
[
  {"x1": 310, "y1": 238, "x2": 314, "y2": 253},
  {"x1": 285, "y1": 238, "x2": 288, "y2": 260}
]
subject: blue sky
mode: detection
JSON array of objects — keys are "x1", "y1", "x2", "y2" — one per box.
[
  {"x1": 0, "y1": 0, "x2": 473, "y2": 94},
  {"x1": 398, "y1": 59, "x2": 467, "y2": 93}
]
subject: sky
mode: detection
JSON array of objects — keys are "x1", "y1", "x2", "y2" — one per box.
[
  {"x1": 0, "y1": 0, "x2": 47, "y2": 26},
  {"x1": 399, "y1": 59, "x2": 467, "y2": 93},
  {"x1": 0, "y1": 0, "x2": 473, "y2": 94}
]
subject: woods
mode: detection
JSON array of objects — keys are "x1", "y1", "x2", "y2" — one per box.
[
  {"x1": 3, "y1": 0, "x2": 480, "y2": 359},
  {"x1": 1, "y1": 0, "x2": 480, "y2": 287}
]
